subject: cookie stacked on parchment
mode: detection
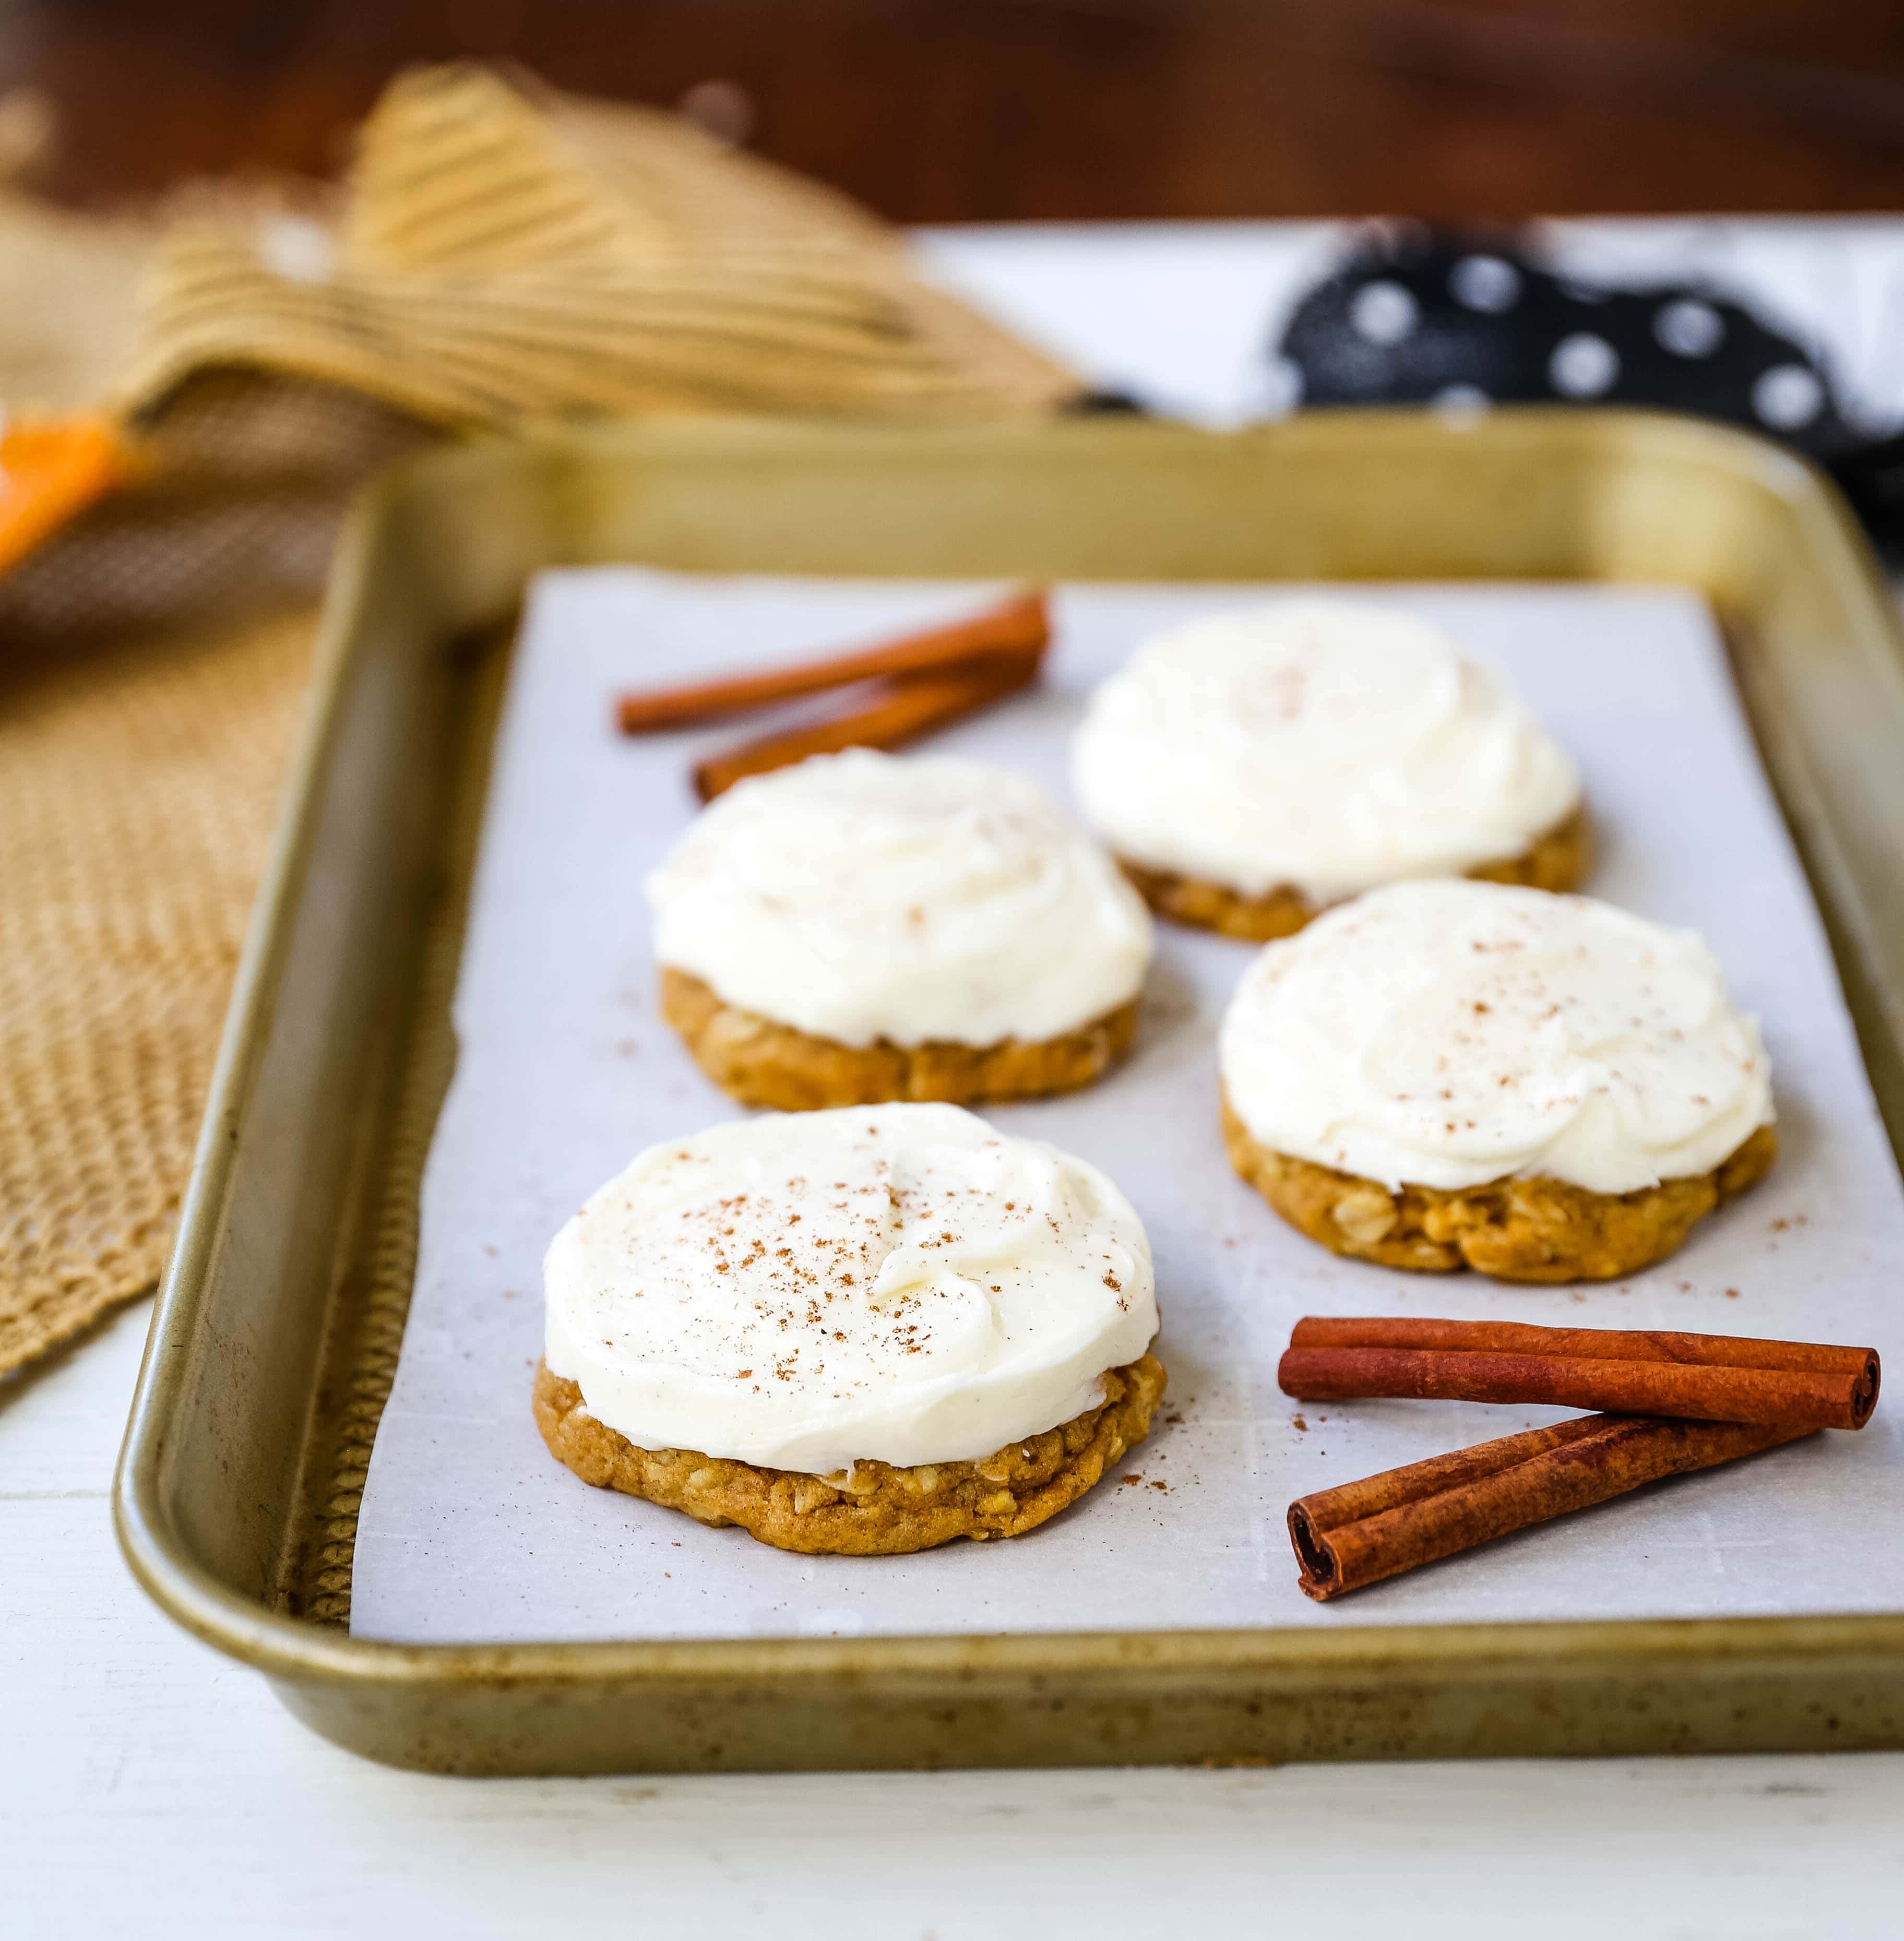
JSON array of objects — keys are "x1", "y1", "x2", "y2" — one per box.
[
  {"x1": 1218, "y1": 879, "x2": 1777, "y2": 1282},
  {"x1": 536, "y1": 1105, "x2": 1165, "y2": 1555},
  {"x1": 649, "y1": 747, "x2": 1152, "y2": 1111},
  {"x1": 1071, "y1": 599, "x2": 1589, "y2": 938}
]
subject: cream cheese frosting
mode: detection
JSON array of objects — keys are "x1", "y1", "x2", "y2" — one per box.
[
  {"x1": 543, "y1": 1103, "x2": 1159, "y2": 1472},
  {"x1": 647, "y1": 748, "x2": 1152, "y2": 1049},
  {"x1": 1219, "y1": 880, "x2": 1774, "y2": 1196},
  {"x1": 1070, "y1": 599, "x2": 1581, "y2": 902}
]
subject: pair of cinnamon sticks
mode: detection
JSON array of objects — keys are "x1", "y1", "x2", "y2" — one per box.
[
  {"x1": 1280, "y1": 1316, "x2": 1879, "y2": 1601},
  {"x1": 615, "y1": 589, "x2": 1051, "y2": 800}
]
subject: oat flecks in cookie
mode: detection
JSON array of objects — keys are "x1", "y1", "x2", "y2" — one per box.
[
  {"x1": 532, "y1": 1353, "x2": 1168, "y2": 1555},
  {"x1": 660, "y1": 966, "x2": 1138, "y2": 1111},
  {"x1": 1122, "y1": 802, "x2": 1591, "y2": 941},
  {"x1": 1222, "y1": 1097, "x2": 1777, "y2": 1282}
]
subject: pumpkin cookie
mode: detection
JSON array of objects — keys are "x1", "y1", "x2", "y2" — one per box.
[
  {"x1": 1072, "y1": 598, "x2": 1587, "y2": 938},
  {"x1": 1219, "y1": 879, "x2": 1776, "y2": 1282},
  {"x1": 1221, "y1": 1101, "x2": 1776, "y2": 1282},
  {"x1": 648, "y1": 746, "x2": 1152, "y2": 1106},
  {"x1": 659, "y1": 966, "x2": 1137, "y2": 1111},
  {"x1": 539, "y1": 1104, "x2": 1164, "y2": 1553},
  {"x1": 1123, "y1": 802, "x2": 1591, "y2": 944},
  {"x1": 534, "y1": 1353, "x2": 1167, "y2": 1555}
]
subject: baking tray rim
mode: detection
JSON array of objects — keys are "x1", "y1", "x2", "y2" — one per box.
[{"x1": 112, "y1": 407, "x2": 1904, "y2": 1716}]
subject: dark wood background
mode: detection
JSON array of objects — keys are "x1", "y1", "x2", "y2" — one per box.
[{"x1": 7, "y1": 0, "x2": 1904, "y2": 218}]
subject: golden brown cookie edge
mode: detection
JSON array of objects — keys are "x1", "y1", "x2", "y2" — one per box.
[
  {"x1": 1220, "y1": 1093, "x2": 1776, "y2": 1283},
  {"x1": 1122, "y1": 800, "x2": 1593, "y2": 942},
  {"x1": 658, "y1": 964, "x2": 1139, "y2": 1111},
  {"x1": 532, "y1": 1352, "x2": 1168, "y2": 1555}
]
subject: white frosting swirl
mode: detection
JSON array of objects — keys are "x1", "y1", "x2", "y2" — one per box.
[
  {"x1": 1070, "y1": 599, "x2": 1581, "y2": 901},
  {"x1": 648, "y1": 748, "x2": 1152, "y2": 1048},
  {"x1": 1220, "y1": 880, "x2": 1774, "y2": 1195},
  {"x1": 543, "y1": 1104, "x2": 1159, "y2": 1471}
]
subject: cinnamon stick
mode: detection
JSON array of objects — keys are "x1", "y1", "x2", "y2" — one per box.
[
  {"x1": 1289, "y1": 1413, "x2": 1816, "y2": 1600},
  {"x1": 1279, "y1": 1316, "x2": 1880, "y2": 1432},
  {"x1": 692, "y1": 657, "x2": 1038, "y2": 802},
  {"x1": 617, "y1": 588, "x2": 1050, "y2": 733}
]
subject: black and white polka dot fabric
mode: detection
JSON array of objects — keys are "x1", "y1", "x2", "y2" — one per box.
[{"x1": 1276, "y1": 229, "x2": 1856, "y2": 460}]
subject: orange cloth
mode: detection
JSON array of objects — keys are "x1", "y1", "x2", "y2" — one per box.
[{"x1": 0, "y1": 415, "x2": 126, "y2": 576}]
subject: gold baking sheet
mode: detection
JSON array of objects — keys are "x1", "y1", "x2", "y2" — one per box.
[{"x1": 115, "y1": 411, "x2": 1904, "y2": 1771}]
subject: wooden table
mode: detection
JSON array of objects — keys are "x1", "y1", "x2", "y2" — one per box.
[
  {"x1": 17, "y1": 1, "x2": 1904, "y2": 221},
  {"x1": 11, "y1": 220, "x2": 1904, "y2": 1937}
]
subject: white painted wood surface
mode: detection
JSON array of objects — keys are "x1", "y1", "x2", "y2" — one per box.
[{"x1": 11, "y1": 223, "x2": 1904, "y2": 1937}]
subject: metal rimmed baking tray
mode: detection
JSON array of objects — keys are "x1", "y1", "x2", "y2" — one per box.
[{"x1": 116, "y1": 411, "x2": 1904, "y2": 1772}]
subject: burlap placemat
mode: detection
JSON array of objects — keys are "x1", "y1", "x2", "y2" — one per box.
[
  {"x1": 0, "y1": 608, "x2": 316, "y2": 1372},
  {"x1": 0, "y1": 63, "x2": 1076, "y2": 1379}
]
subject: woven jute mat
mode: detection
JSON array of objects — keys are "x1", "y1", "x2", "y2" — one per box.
[
  {"x1": 0, "y1": 62, "x2": 1076, "y2": 1379},
  {"x1": 0, "y1": 607, "x2": 316, "y2": 1372}
]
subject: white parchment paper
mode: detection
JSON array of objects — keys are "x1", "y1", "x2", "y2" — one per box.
[{"x1": 351, "y1": 573, "x2": 1904, "y2": 1642}]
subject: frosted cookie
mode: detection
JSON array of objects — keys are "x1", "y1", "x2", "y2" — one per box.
[
  {"x1": 648, "y1": 747, "x2": 1153, "y2": 1109},
  {"x1": 1071, "y1": 599, "x2": 1588, "y2": 939},
  {"x1": 536, "y1": 1104, "x2": 1166, "y2": 1554},
  {"x1": 1218, "y1": 880, "x2": 1776, "y2": 1282}
]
